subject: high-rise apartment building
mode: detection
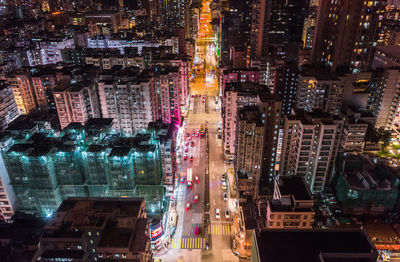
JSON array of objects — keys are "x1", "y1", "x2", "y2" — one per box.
[
  {"x1": 7, "y1": 74, "x2": 37, "y2": 115},
  {"x1": 0, "y1": 80, "x2": 19, "y2": 131},
  {"x1": 312, "y1": 0, "x2": 386, "y2": 72},
  {"x1": 280, "y1": 109, "x2": 343, "y2": 193},
  {"x1": 341, "y1": 116, "x2": 369, "y2": 152},
  {"x1": 0, "y1": 134, "x2": 17, "y2": 222},
  {"x1": 373, "y1": 67, "x2": 400, "y2": 129},
  {"x1": 223, "y1": 82, "x2": 281, "y2": 197},
  {"x1": 154, "y1": 67, "x2": 184, "y2": 125},
  {"x1": 34, "y1": 198, "x2": 152, "y2": 262},
  {"x1": 220, "y1": 0, "x2": 252, "y2": 67},
  {"x1": 222, "y1": 83, "x2": 260, "y2": 161},
  {"x1": 98, "y1": 71, "x2": 158, "y2": 134},
  {"x1": 274, "y1": 62, "x2": 299, "y2": 118},
  {"x1": 6, "y1": 69, "x2": 57, "y2": 115},
  {"x1": 1, "y1": 120, "x2": 165, "y2": 217},
  {"x1": 152, "y1": 56, "x2": 189, "y2": 109},
  {"x1": 235, "y1": 107, "x2": 265, "y2": 198},
  {"x1": 296, "y1": 67, "x2": 344, "y2": 116},
  {"x1": 301, "y1": 5, "x2": 317, "y2": 50},
  {"x1": 85, "y1": 10, "x2": 123, "y2": 36},
  {"x1": 250, "y1": 0, "x2": 310, "y2": 62},
  {"x1": 27, "y1": 37, "x2": 75, "y2": 66},
  {"x1": 54, "y1": 79, "x2": 100, "y2": 130}
]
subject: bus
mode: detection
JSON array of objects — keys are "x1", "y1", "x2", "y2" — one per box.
[{"x1": 187, "y1": 168, "x2": 193, "y2": 189}]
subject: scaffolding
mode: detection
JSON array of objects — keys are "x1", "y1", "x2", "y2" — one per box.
[{"x1": 2, "y1": 128, "x2": 166, "y2": 217}]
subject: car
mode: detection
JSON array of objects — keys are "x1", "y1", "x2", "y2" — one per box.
[
  {"x1": 223, "y1": 192, "x2": 228, "y2": 201},
  {"x1": 183, "y1": 154, "x2": 188, "y2": 160},
  {"x1": 194, "y1": 194, "x2": 199, "y2": 203},
  {"x1": 222, "y1": 181, "x2": 227, "y2": 190},
  {"x1": 191, "y1": 141, "x2": 195, "y2": 147},
  {"x1": 186, "y1": 133, "x2": 190, "y2": 138},
  {"x1": 190, "y1": 155, "x2": 194, "y2": 161},
  {"x1": 195, "y1": 175, "x2": 199, "y2": 183},
  {"x1": 185, "y1": 141, "x2": 189, "y2": 146},
  {"x1": 180, "y1": 177, "x2": 185, "y2": 184},
  {"x1": 221, "y1": 174, "x2": 226, "y2": 181},
  {"x1": 202, "y1": 100, "x2": 205, "y2": 103},
  {"x1": 215, "y1": 209, "x2": 220, "y2": 219},
  {"x1": 218, "y1": 134, "x2": 222, "y2": 139},
  {"x1": 186, "y1": 202, "x2": 191, "y2": 211},
  {"x1": 215, "y1": 106, "x2": 219, "y2": 112},
  {"x1": 194, "y1": 226, "x2": 200, "y2": 235},
  {"x1": 225, "y1": 209, "x2": 230, "y2": 219},
  {"x1": 184, "y1": 147, "x2": 189, "y2": 152},
  {"x1": 215, "y1": 97, "x2": 218, "y2": 103}
]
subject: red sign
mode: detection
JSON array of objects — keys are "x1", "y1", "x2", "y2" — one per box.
[{"x1": 151, "y1": 225, "x2": 163, "y2": 239}]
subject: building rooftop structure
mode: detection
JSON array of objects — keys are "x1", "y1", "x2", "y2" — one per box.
[
  {"x1": 36, "y1": 198, "x2": 151, "y2": 262},
  {"x1": 0, "y1": 212, "x2": 46, "y2": 262},
  {"x1": 332, "y1": 156, "x2": 399, "y2": 215},
  {"x1": 277, "y1": 176, "x2": 313, "y2": 201},
  {"x1": 252, "y1": 229, "x2": 378, "y2": 262}
]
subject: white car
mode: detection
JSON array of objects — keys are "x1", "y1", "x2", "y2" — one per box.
[
  {"x1": 215, "y1": 209, "x2": 220, "y2": 219},
  {"x1": 222, "y1": 181, "x2": 227, "y2": 190}
]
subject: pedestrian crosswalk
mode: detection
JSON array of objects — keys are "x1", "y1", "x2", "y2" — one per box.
[
  {"x1": 170, "y1": 237, "x2": 204, "y2": 249},
  {"x1": 208, "y1": 224, "x2": 231, "y2": 235}
]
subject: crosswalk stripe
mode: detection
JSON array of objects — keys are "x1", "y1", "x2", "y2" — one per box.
[{"x1": 170, "y1": 238, "x2": 205, "y2": 249}]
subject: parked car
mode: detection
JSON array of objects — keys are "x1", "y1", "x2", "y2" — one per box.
[
  {"x1": 215, "y1": 209, "x2": 220, "y2": 219},
  {"x1": 225, "y1": 209, "x2": 230, "y2": 219},
  {"x1": 223, "y1": 192, "x2": 228, "y2": 201},
  {"x1": 186, "y1": 202, "x2": 191, "y2": 211},
  {"x1": 194, "y1": 194, "x2": 199, "y2": 203}
]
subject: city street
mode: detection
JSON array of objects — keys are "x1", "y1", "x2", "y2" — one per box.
[{"x1": 154, "y1": 0, "x2": 239, "y2": 261}]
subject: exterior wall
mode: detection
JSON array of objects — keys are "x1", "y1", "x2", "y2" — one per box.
[
  {"x1": 54, "y1": 83, "x2": 100, "y2": 130},
  {"x1": 280, "y1": 115, "x2": 344, "y2": 193},
  {"x1": 267, "y1": 212, "x2": 315, "y2": 229},
  {"x1": 341, "y1": 122, "x2": 368, "y2": 152},
  {"x1": 297, "y1": 75, "x2": 344, "y2": 116},
  {"x1": 54, "y1": 89, "x2": 72, "y2": 130},
  {"x1": 158, "y1": 72, "x2": 181, "y2": 124},
  {"x1": 0, "y1": 138, "x2": 17, "y2": 222},
  {"x1": 0, "y1": 84, "x2": 19, "y2": 130},
  {"x1": 374, "y1": 68, "x2": 400, "y2": 129},
  {"x1": 236, "y1": 116, "x2": 264, "y2": 198}
]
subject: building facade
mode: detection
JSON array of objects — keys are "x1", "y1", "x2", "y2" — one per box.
[
  {"x1": 280, "y1": 110, "x2": 343, "y2": 193},
  {"x1": 54, "y1": 79, "x2": 101, "y2": 130},
  {"x1": 312, "y1": 0, "x2": 386, "y2": 72},
  {"x1": 1, "y1": 120, "x2": 165, "y2": 217}
]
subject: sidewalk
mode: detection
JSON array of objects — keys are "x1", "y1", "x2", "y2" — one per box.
[
  {"x1": 153, "y1": 248, "x2": 201, "y2": 262},
  {"x1": 227, "y1": 167, "x2": 236, "y2": 198}
]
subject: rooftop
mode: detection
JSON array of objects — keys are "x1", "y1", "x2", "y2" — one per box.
[
  {"x1": 278, "y1": 176, "x2": 312, "y2": 201},
  {"x1": 254, "y1": 229, "x2": 377, "y2": 262}
]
